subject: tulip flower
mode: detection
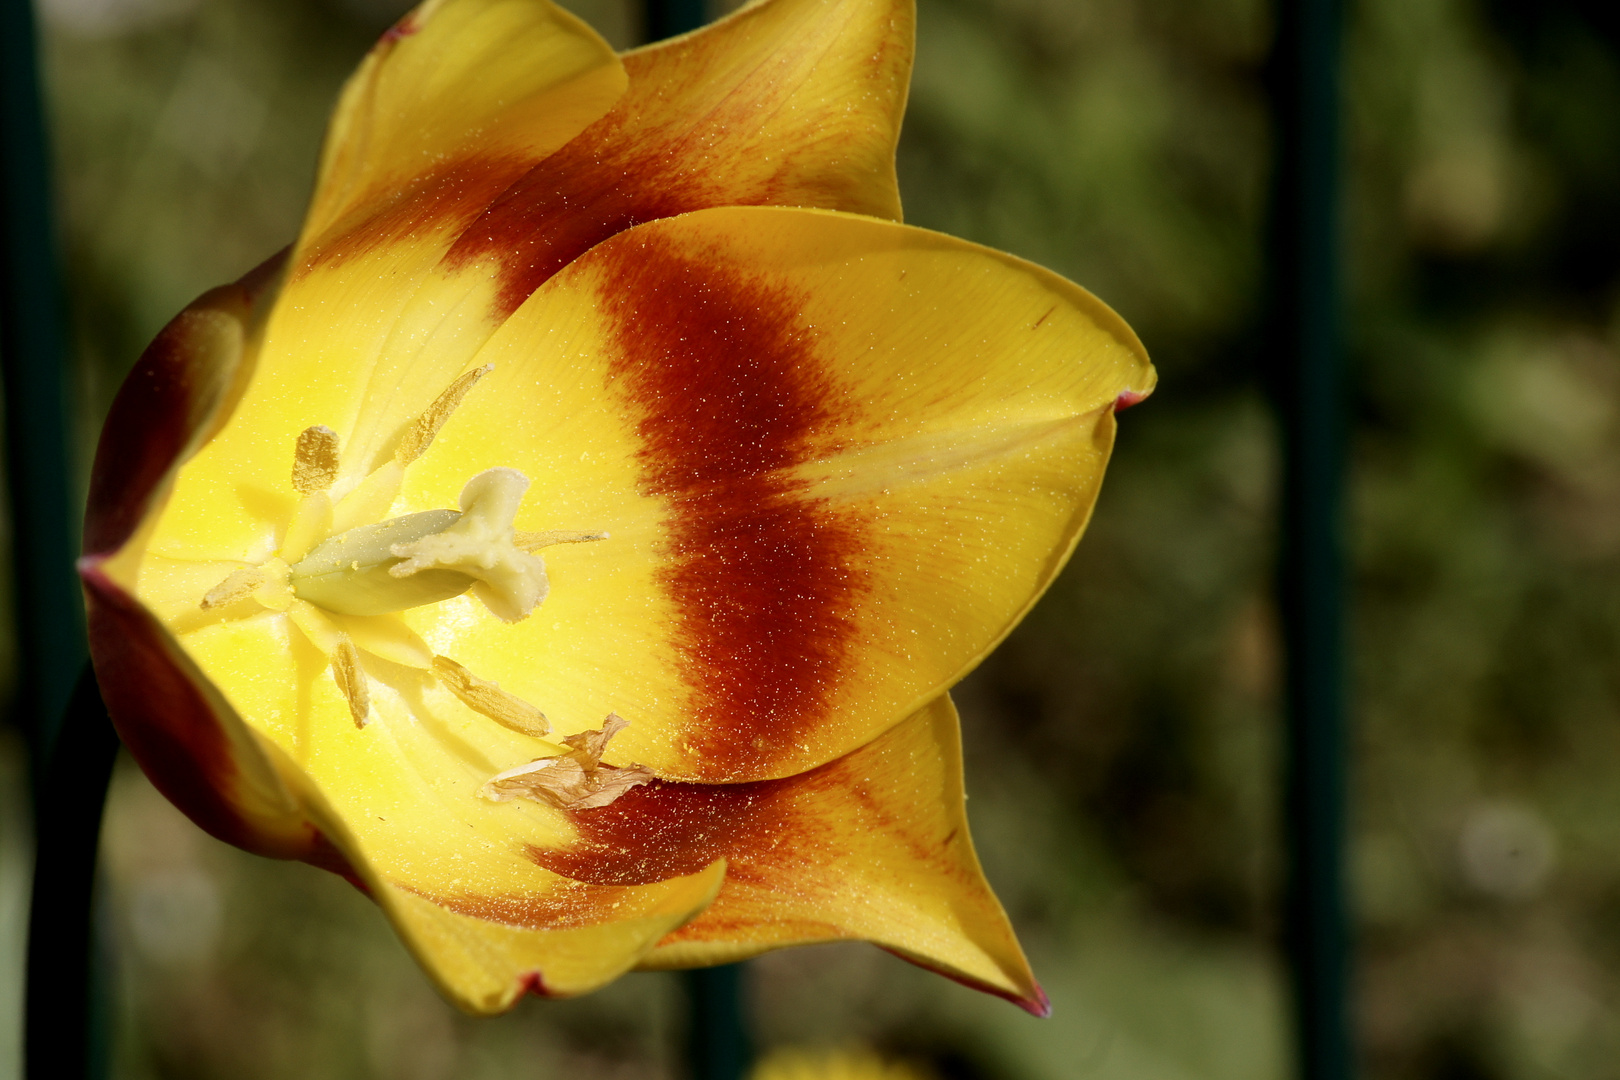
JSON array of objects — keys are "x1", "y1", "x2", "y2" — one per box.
[{"x1": 80, "y1": 0, "x2": 1154, "y2": 1016}]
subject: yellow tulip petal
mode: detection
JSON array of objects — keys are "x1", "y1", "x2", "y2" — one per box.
[
  {"x1": 529, "y1": 696, "x2": 1043, "y2": 1013},
  {"x1": 372, "y1": 866, "x2": 724, "y2": 1010},
  {"x1": 300, "y1": 0, "x2": 626, "y2": 251},
  {"x1": 438, "y1": 0, "x2": 914, "y2": 318},
  {"x1": 397, "y1": 205, "x2": 1152, "y2": 782}
]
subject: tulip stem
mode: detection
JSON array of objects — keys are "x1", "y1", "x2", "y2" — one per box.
[
  {"x1": 683, "y1": 964, "x2": 752, "y2": 1080},
  {"x1": 24, "y1": 665, "x2": 120, "y2": 1080}
]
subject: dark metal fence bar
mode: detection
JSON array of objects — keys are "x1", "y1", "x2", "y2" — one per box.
[
  {"x1": 1268, "y1": 0, "x2": 1351, "y2": 1077},
  {"x1": 684, "y1": 963, "x2": 751, "y2": 1080},
  {"x1": 3, "y1": 2, "x2": 108, "y2": 1078},
  {"x1": 0, "y1": 0, "x2": 89, "y2": 767},
  {"x1": 24, "y1": 667, "x2": 117, "y2": 1080}
]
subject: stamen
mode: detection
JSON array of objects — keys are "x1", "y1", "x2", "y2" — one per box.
[
  {"x1": 395, "y1": 364, "x2": 492, "y2": 466},
  {"x1": 292, "y1": 425, "x2": 340, "y2": 494},
  {"x1": 563, "y1": 712, "x2": 631, "y2": 761},
  {"x1": 332, "y1": 641, "x2": 371, "y2": 727},
  {"x1": 514, "y1": 530, "x2": 609, "y2": 552},
  {"x1": 479, "y1": 713, "x2": 654, "y2": 809},
  {"x1": 431, "y1": 655, "x2": 550, "y2": 737},
  {"x1": 201, "y1": 566, "x2": 268, "y2": 610}
]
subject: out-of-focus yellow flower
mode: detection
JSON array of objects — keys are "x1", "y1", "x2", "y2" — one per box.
[
  {"x1": 80, "y1": 0, "x2": 1153, "y2": 1015},
  {"x1": 752, "y1": 1046, "x2": 931, "y2": 1080}
]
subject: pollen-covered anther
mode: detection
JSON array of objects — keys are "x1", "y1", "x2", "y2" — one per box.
[
  {"x1": 395, "y1": 364, "x2": 492, "y2": 466},
  {"x1": 292, "y1": 425, "x2": 341, "y2": 494},
  {"x1": 200, "y1": 566, "x2": 268, "y2": 610},
  {"x1": 431, "y1": 654, "x2": 550, "y2": 737},
  {"x1": 388, "y1": 467, "x2": 548, "y2": 623},
  {"x1": 332, "y1": 641, "x2": 371, "y2": 727},
  {"x1": 480, "y1": 713, "x2": 654, "y2": 810}
]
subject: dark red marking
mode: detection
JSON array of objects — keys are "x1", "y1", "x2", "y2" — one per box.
[
  {"x1": 317, "y1": 14, "x2": 905, "y2": 317},
  {"x1": 530, "y1": 777, "x2": 793, "y2": 885},
  {"x1": 297, "y1": 153, "x2": 531, "y2": 276},
  {"x1": 596, "y1": 234, "x2": 866, "y2": 780},
  {"x1": 442, "y1": 121, "x2": 721, "y2": 319},
  {"x1": 530, "y1": 741, "x2": 881, "y2": 888},
  {"x1": 441, "y1": 39, "x2": 884, "y2": 319},
  {"x1": 1113, "y1": 388, "x2": 1151, "y2": 412}
]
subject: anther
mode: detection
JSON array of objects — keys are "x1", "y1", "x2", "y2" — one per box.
[
  {"x1": 292, "y1": 425, "x2": 341, "y2": 494},
  {"x1": 201, "y1": 566, "x2": 268, "y2": 610},
  {"x1": 431, "y1": 655, "x2": 550, "y2": 737},
  {"x1": 332, "y1": 641, "x2": 371, "y2": 727},
  {"x1": 395, "y1": 364, "x2": 492, "y2": 466},
  {"x1": 514, "y1": 530, "x2": 609, "y2": 552},
  {"x1": 480, "y1": 714, "x2": 654, "y2": 809}
]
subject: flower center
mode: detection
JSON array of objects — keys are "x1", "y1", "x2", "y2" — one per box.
[
  {"x1": 289, "y1": 467, "x2": 547, "y2": 621},
  {"x1": 190, "y1": 365, "x2": 649, "y2": 808}
]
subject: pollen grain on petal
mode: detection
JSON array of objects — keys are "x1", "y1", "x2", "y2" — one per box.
[
  {"x1": 431, "y1": 654, "x2": 550, "y2": 738},
  {"x1": 200, "y1": 566, "x2": 268, "y2": 610},
  {"x1": 394, "y1": 364, "x2": 493, "y2": 466},
  {"x1": 292, "y1": 425, "x2": 341, "y2": 494},
  {"x1": 332, "y1": 640, "x2": 371, "y2": 728}
]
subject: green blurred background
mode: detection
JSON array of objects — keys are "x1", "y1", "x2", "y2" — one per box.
[{"x1": 4, "y1": 0, "x2": 1620, "y2": 1076}]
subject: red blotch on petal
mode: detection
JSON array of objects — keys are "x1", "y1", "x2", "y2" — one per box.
[
  {"x1": 596, "y1": 233, "x2": 867, "y2": 781},
  {"x1": 298, "y1": 153, "x2": 532, "y2": 275},
  {"x1": 529, "y1": 778, "x2": 789, "y2": 886},
  {"x1": 443, "y1": 131, "x2": 718, "y2": 319}
]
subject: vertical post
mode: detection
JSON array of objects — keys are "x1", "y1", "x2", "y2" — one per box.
[
  {"x1": 645, "y1": 0, "x2": 706, "y2": 42},
  {"x1": 0, "y1": 0, "x2": 88, "y2": 765},
  {"x1": 1267, "y1": 0, "x2": 1350, "y2": 1077},
  {"x1": 685, "y1": 964, "x2": 750, "y2": 1080},
  {"x1": 3, "y1": 2, "x2": 109, "y2": 1079},
  {"x1": 24, "y1": 669, "x2": 118, "y2": 1080}
]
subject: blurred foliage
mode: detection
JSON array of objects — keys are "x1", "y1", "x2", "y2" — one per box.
[{"x1": 0, "y1": 0, "x2": 1617, "y2": 1076}]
